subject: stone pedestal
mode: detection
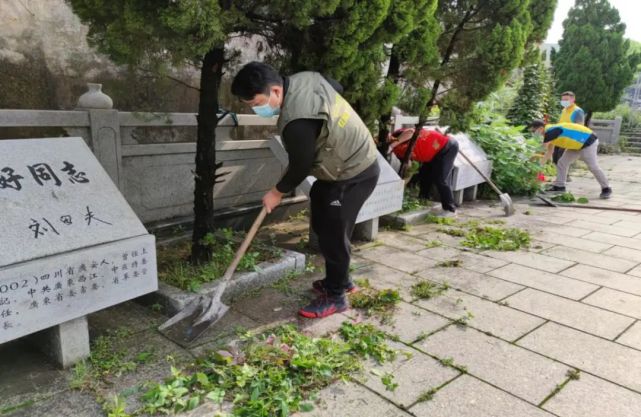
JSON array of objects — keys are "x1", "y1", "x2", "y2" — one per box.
[
  {"x1": 32, "y1": 316, "x2": 90, "y2": 369},
  {"x1": 353, "y1": 218, "x2": 379, "y2": 241}
]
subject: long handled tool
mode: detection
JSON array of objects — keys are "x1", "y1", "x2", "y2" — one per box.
[
  {"x1": 537, "y1": 195, "x2": 641, "y2": 213},
  {"x1": 159, "y1": 207, "x2": 268, "y2": 343},
  {"x1": 457, "y1": 149, "x2": 515, "y2": 216}
]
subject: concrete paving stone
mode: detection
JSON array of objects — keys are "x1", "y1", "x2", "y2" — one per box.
[
  {"x1": 617, "y1": 321, "x2": 641, "y2": 350},
  {"x1": 5, "y1": 390, "x2": 103, "y2": 417},
  {"x1": 488, "y1": 264, "x2": 598, "y2": 300},
  {"x1": 561, "y1": 264, "x2": 641, "y2": 296},
  {"x1": 582, "y1": 232, "x2": 641, "y2": 251},
  {"x1": 543, "y1": 373, "x2": 641, "y2": 417},
  {"x1": 602, "y1": 246, "x2": 641, "y2": 263},
  {"x1": 505, "y1": 288, "x2": 634, "y2": 339},
  {"x1": 402, "y1": 226, "x2": 464, "y2": 246},
  {"x1": 532, "y1": 231, "x2": 613, "y2": 253},
  {"x1": 290, "y1": 382, "x2": 412, "y2": 417},
  {"x1": 410, "y1": 375, "x2": 555, "y2": 417},
  {"x1": 350, "y1": 261, "x2": 423, "y2": 301},
  {"x1": 518, "y1": 322, "x2": 641, "y2": 392},
  {"x1": 363, "y1": 346, "x2": 459, "y2": 409},
  {"x1": 418, "y1": 248, "x2": 508, "y2": 273},
  {"x1": 415, "y1": 292, "x2": 544, "y2": 342},
  {"x1": 358, "y1": 245, "x2": 440, "y2": 274},
  {"x1": 88, "y1": 301, "x2": 164, "y2": 337},
  {"x1": 629, "y1": 265, "x2": 641, "y2": 278},
  {"x1": 567, "y1": 220, "x2": 641, "y2": 237},
  {"x1": 582, "y1": 288, "x2": 641, "y2": 320},
  {"x1": 524, "y1": 215, "x2": 575, "y2": 226},
  {"x1": 375, "y1": 301, "x2": 450, "y2": 343},
  {"x1": 613, "y1": 220, "x2": 641, "y2": 231},
  {"x1": 298, "y1": 313, "x2": 353, "y2": 338},
  {"x1": 416, "y1": 267, "x2": 524, "y2": 301},
  {"x1": 418, "y1": 326, "x2": 570, "y2": 404},
  {"x1": 542, "y1": 245, "x2": 639, "y2": 273},
  {"x1": 528, "y1": 240, "x2": 557, "y2": 253},
  {"x1": 231, "y1": 288, "x2": 302, "y2": 326},
  {"x1": 484, "y1": 250, "x2": 576, "y2": 273},
  {"x1": 376, "y1": 232, "x2": 436, "y2": 253}
]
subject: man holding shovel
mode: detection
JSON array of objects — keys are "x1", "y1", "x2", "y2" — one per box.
[
  {"x1": 231, "y1": 62, "x2": 379, "y2": 319},
  {"x1": 529, "y1": 119, "x2": 612, "y2": 199}
]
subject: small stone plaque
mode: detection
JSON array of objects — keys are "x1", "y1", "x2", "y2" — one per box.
[{"x1": 0, "y1": 137, "x2": 157, "y2": 344}]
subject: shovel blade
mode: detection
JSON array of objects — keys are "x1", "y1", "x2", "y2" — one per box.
[
  {"x1": 185, "y1": 303, "x2": 230, "y2": 343},
  {"x1": 499, "y1": 193, "x2": 515, "y2": 216}
]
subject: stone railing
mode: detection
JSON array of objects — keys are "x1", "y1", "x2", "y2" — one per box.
[
  {"x1": 590, "y1": 117, "x2": 622, "y2": 145},
  {"x1": 0, "y1": 86, "x2": 293, "y2": 226}
]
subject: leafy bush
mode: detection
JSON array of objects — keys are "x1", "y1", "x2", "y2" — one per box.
[
  {"x1": 468, "y1": 119, "x2": 544, "y2": 196},
  {"x1": 594, "y1": 104, "x2": 641, "y2": 128}
]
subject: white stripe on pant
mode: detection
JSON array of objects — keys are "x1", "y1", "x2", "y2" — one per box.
[{"x1": 554, "y1": 139, "x2": 609, "y2": 188}]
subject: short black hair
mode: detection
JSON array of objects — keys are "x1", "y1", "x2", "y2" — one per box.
[
  {"x1": 528, "y1": 119, "x2": 545, "y2": 129},
  {"x1": 231, "y1": 62, "x2": 283, "y2": 100},
  {"x1": 561, "y1": 91, "x2": 575, "y2": 98}
]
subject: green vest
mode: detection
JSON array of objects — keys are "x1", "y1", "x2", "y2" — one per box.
[{"x1": 277, "y1": 72, "x2": 377, "y2": 181}]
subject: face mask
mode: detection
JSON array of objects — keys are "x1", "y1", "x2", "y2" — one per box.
[
  {"x1": 252, "y1": 93, "x2": 280, "y2": 118},
  {"x1": 560, "y1": 100, "x2": 571, "y2": 108}
]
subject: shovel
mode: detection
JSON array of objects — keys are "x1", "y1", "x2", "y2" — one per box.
[
  {"x1": 537, "y1": 195, "x2": 641, "y2": 213},
  {"x1": 158, "y1": 207, "x2": 268, "y2": 343},
  {"x1": 457, "y1": 149, "x2": 515, "y2": 216}
]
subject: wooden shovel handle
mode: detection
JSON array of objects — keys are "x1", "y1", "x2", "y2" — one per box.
[{"x1": 221, "y1": 207, "x2": 268, "y2": 281}]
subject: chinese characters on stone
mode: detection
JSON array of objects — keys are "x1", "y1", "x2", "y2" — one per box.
[
  {"x1": 0, "y1": 247, "x2": 150, "y2": 332},
  {"x1": 0, "y1": 161, "x2": 89, "y2": 191},
  {"x1": 28, "y1": 206, "x2": 112, "y2": 239}
]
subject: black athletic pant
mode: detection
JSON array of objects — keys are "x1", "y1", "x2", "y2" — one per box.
[
  {"x1": 553, "y1": 146, "x2": 565, "y2": 165},
  {"x1": 310, "y1": 162, "x2": 380, "y2": 296},
  {"x1": 418, "y1": 140, "x2": 459, "y2": 212}
]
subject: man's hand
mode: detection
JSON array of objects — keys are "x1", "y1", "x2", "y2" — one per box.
[{"x1": 262, "y1": 187, "x2": 284, "y2": 214}]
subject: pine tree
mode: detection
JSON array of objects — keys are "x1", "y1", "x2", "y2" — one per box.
[
  {"x1": 553, "y1": 0, "x2": 641, "y2": 123},
  {"x1": 508, "y1": 57, "x2": 545, "y2": 126}
]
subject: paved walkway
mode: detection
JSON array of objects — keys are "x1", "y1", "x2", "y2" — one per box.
[{"x1": 2, "y1": 154, "x2": 641, "y2": 416}]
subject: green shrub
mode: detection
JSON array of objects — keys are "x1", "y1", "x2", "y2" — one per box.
[{"x1": 468, "y1": 119, "x2": 544, "y2": 196}]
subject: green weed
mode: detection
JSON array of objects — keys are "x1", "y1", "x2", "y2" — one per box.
[
  {"x1": 551, "y1": 192, "x2": 576, "y2": 203},
  {"x1": 437, "y1": 227, "x2": 466, "y2": 237},
  {"x1": 577, "y1": 197, "x2": 589, "y2": 204},
  {"x1": 436, "y1": 259, "x2": 462, "y2": 268},
  {"x1": 461, "y1": 226, "x2": 530, "y2": 251},
  {"x1": 410, "y1": 281, "x2": 449, "y2": 300},
  {"x1": 349, "y1": 279, "x2": 401, "y2": 317},
  {"x1": 426, "y1": 214, "x2": 457, "y2": 226},
  {"x1": 424, "y1": 240, "x2": 443, "y2": 248}
]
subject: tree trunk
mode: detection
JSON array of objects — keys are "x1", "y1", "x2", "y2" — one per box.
[
  {"x1": 377, "y1": 48, "x2": 401, "y2": 157},
  {"x1": 191, "y1": 47, "x2": 225, "y2": 265}
]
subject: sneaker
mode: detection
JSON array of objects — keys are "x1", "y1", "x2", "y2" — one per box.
[
  {"x1": 299, "y1": 294, "x2": 349, "y2": 319},
  {"x1": 545, "y1": 185, "x2": 566, "y2": 192},
  {"x1": 600, "y1": 187, "x2": 612, "y2": 199},
  {"x1": 437, "y1": 210, "x2": 457, "y2": 218},
  {"x1": 312, "y1": 279, "x2": 358, "y2": 295}
]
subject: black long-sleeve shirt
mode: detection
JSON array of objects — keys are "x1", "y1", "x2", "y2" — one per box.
[{"x1": 275, "y1": 75, "x2": 344, "y2": 193}]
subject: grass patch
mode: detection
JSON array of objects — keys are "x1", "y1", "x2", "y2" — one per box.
[
  {"x1": 551, "y1": 192, "x2": 576, "y2": 203},
  {"x1": 138, "y1": 323, "x2": 397, "y2": 416},
  {"x1": 0, "y1": 400, "x2": 36, "y2": 415},
  {"x1": 401, "y1": 187, "x2": 431, "y2": 213},
  {"x1": 424, "y1": 240, "x2": 443, "y2": 248},
  {"x1": 425, "y1": 214, "x2": 457, "y2": 225},
  {"x1": 410, "y1": 281, "x2": 449, "y2": 300},
  {"x1": 436, "y1": 259, "x2": 462, "y2": 268},
  {"x1": 416, "y1": 388, "x2": 438, "y2": 403},
  {"x1": 349, "y1": 279, "x2": 400, "y2": 318},
  {"x1": 70, "y1": 328, "x2": 154, "y2": 391},
  {"x1": 461, "y1": 226, "x2": 530, "y2": 251},
  {"x1": 157, "y1": 229, "x2": 283, "y2": 292}
]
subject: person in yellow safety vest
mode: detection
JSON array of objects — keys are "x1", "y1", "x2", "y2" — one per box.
[
  {"x1": 529, "y1": 119, "x2": 612, "y2": 199},
  {"x1": 553, "y1": 91, "x2": 586, "y2": 179}
]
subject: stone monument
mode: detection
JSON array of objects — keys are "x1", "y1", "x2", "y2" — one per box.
[{"x1": 0, "y1": 137, "x2": 158, "y2": 367}]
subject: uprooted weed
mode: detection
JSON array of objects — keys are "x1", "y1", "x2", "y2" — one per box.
[
  {"x1": 410, "y1": 281, "x2": 450, "y2": 300},
  {"x1": 349, "y1": 279, "x2": 401, "y2": 320},
  {"x1": 461, "y1": 225, "x2": 530, "y2": 251},
  {"x1": 138, "y1": 322, "x2": 397, "y2": 416}
]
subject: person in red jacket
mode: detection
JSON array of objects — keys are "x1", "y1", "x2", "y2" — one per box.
[{"x1": 388, "y1": 127, "x2": 459, "y2": 215}]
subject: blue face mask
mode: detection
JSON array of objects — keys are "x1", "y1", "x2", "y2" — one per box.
[
  {"x1": 252, "y1": 93, "x2": 280, "y2": 118},
  {"x1": 560, "y1": 100, "x2": 571, "y2": 108}
]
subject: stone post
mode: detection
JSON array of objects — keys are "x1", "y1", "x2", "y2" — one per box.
[
  {"x1": 30, "y1": 317, "x2": 90, "y2": 369},
  {"x1": 353, "y1": 218, "x2": 379, "y2": 241},
  {"x1": 77, "y1": 83, "x2": 123, "y2": 190},
  {"x1": 613, "y1": 116, "x2": 623, "y2": 145}
]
